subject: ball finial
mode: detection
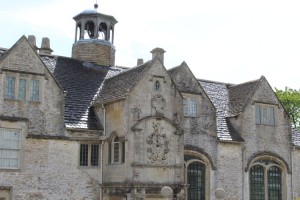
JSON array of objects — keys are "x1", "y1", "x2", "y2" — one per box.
[{"x1": 94, "y1": 3, "x2": 98, "y2": 9}]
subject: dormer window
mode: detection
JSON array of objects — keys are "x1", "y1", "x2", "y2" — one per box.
[
  {"x1": 184, "y1": 97, "x2": 197, "y2": 117},
  {"x1": 255, "y1": 104, "x2": 275, "y2": 126}
]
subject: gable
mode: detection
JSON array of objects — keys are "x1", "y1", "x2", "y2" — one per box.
[{"x1": 0, "y1": 36, "x2": 46, "y2": 75}]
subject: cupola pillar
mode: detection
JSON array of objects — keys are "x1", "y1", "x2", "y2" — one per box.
[{"x1": 72, "y1": 4, "x2": 118, "y2": 66}]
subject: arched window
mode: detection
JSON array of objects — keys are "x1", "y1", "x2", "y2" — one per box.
[
  {"x1": 108, "y1": 134, "x2": 125, "y2": 164},
  {"x1": 113, "y1": 136, "x2": 120, "y2": 163},
  {"x1": 187, "y1": 162, "x2": 206, "y2": 200},
  {"x1": 154, "y1": 80, "x2": 160, "y2": 91},
  {"x1": 85, "y1": 21, "x2": 95, "y2": 39},
  {"x1": 184, "y1": 153, "x2": 211, "y2": 200},
  {"x1": 250, "y1": 159, "x2": 282, "y2": 200}
]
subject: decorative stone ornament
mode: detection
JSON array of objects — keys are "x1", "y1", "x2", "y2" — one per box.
[
  {"x1": 161, "y1": 186, "x2": 173, "y2": 197},
  {"x1": 151, "y1": 94, "x2": 166, "y2": 116},
  {"x1": 146, "y1": 122, "x2": 169, "y2": 164},
  {"x1": 131, "y1": 107, "x2": 141, "y2": 121}
]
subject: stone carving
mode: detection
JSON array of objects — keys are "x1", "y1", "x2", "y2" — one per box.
[
  {"x1": 151, "y1": 95, "x2": 166, "y2": 116},
  {"x1": 146, "y1": 122, "x2": 169, "y2": 164},
  {"x1": 190, "y1": 118, "x2": 201, "y2": 134},
  {"x1": 131, "y1": 107, "x2": 141, "y2": 121},
  {"x1": 173, "y1": 112, "x2": 180, "y2": 125}
]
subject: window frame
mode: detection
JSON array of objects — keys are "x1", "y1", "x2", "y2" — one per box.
[
  {"x1": 79, "y1": 142, "x2": 100, "y2": 167},
  {"x1": 250, "y1": 160, "x2": 283, "y2": 200},
  {"x1": 4, "y1": 72, "x2": 42, "y2": 103},
  {"x1": 108, "y1": 135, "x2": 125, "y2": 165},
  {"x1": 255, "y1": 104, "x2": 276, "y2": 126},
  {"x1": 0, "y1": 128, "x2": 21, "y2": 170},
  {"x1": 183, "y1": 96, "x2": 198, "y2": 117}
]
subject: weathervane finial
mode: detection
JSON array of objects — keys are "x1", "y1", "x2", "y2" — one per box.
[{"x1": 94, "y1": 0, "x2": 98, "y2": 9}]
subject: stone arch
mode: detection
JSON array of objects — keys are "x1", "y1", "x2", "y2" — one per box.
[
  {"x1": 84, "y1": 20, "x2": 96, "y2": 39},
  {"x1": 246, "y1": 151, "x2": 290, "y2": 173},
  {"x1": 184, "y1": 147, "x2": 213, "y2": 200},
  {"x1": 131, "y1": 115, "x2": 183, "y2": 135},
  {"x1": 98, "y1": 22, "x2": 108, "y2": 40}
]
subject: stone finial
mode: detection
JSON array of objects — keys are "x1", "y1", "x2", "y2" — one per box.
[
  {"x1": 39, "y1": 37, "x2": 53, "y2": 55},
  {"x1": 28, "y1": 35, "x2": 38, "y2": 51},
  {"x1": 137, "y1": 58, "x2": 144, "y2": 66},
  {"x1": 151, "y1": 47, "x2": 166, "y2": 64}
]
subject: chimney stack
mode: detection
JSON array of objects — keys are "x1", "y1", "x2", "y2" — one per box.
[
  {"x1": 28, "y1": 35, "x2": 38, "y2": 51},
  {"x1": 151, "y1": 47, "x2": 165, "y2": 65},
  {"x1": 137, "y1": 58, "x2": 144, "y2": 66},
  {"x1": 39, "y1": 37, "x2": 53, "y2": 55}
]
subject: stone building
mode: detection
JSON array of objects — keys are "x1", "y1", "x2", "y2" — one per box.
[{"x1": 0, "y1": 4, "x2": 300, "y2": 200}]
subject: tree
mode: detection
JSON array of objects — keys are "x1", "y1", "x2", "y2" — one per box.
[{"x1": 275, "y1": 87, "x2": 300, "y2": 130}]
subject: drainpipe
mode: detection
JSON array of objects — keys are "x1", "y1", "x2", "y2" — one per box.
[
  {"x1": 242, "y1": 143, "x2": 246, "y2": 200},
  {"x1": 102, "y1": 104, "x2": 106, "y2": 136},
  {"x1": 100, "y1": 140, "x2": 105, "y2": 200}
]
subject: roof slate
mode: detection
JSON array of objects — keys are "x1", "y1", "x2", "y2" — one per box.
[
  {"x1": 96, "y1": 60, "x2": 152, "y2": 104},
  {"x1": 228, "y1": 79, "x2": 259, "y2": 115},
  {"x1": 0, "y1": 48, "x2": 7, "y2": 57},
  {"x1": 199, "y1": 79, "x2": 244, "y2": 141},
  {"x1": 41, "y1": 55, "x2": 124, "y2": 130}
]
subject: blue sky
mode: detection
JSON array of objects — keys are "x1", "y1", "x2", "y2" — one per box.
[{"x1": 1, "y1": 0, "x2": 300, "y2": 89}]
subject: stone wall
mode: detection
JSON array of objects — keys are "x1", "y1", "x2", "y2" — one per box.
[
  {"x1": 0, "y1": 138, "x2": 102, "y2": 200},
  {"x1": 72, "y1": 40, "x2": 115, "y2": 67}
]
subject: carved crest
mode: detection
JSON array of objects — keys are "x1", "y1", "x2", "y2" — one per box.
[
  {"x1": 146, "y1": 122, "x2": 169, "y2": 164},
  {"x1": 131, "y1": 107, "x2": 141, "y2": 121},
  {"x1": 151, "y1": 95, "x2": 166, "y2": 116}
]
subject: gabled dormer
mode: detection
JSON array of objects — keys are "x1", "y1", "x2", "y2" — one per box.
[
  {"x1": 168, "y1": 62, "x2": 216, "y2": 136},
  {"x1": 0, "y1": 36, "x2": 64, "y2": 136}
]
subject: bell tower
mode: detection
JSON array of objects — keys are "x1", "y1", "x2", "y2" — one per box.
[{"x1": 72, "y1": 3, "x2": 117, "y2": 66}]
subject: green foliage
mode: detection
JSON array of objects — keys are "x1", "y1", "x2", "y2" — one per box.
[{"x1": 275, "y1": 87, "x2": 300, "y2": 129}]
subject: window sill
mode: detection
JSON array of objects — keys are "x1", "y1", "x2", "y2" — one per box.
[{"x1": 4, "y1": 98, "x2": 41, "y2": 103}]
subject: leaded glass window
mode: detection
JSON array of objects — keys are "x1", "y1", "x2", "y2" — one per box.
[
  {"x1": 255, "y1": 105, "x2": 275, "y2": 126},
  {"x1": 30, "y1": 80, "x2": 40, "y2": 102},
  {"x1": 268, "y1": 166, "x2": 282, "y2": 200},
  {"x1": 5, "y1": 77, "x2": 15, "y2": 99},
  {"x1": 183, "y1": 98, "x2": 189, "y2": 116},
  {"x1": 91, "y1": 144, "x2": 99, "y2": 166},
  {"x1": 187, "y1": 162, "x2": 205, "y2": 200},
  {"x1": 269, "y1": 108, "x2": 275, "y2": 126},
  {"x1": 113, "y1": 137, "x2": 120, "y2": 163},
  {"x1": 250, "y1": 159, "x2": 282, "y2": 200},
  {"x1": 18, "y1": 79, "x2": 27, "y2": 100},
  {"x1": 0, "y1": 128, "x2": 21, "y2": 169},
  {"x1": 250, "y1": 165, "x2": 265, "y2": 200},
  {"x1": 80, "y1": 144, "x2": 88, "y2": 166},
  {"x1": 256, "y1": 105, "x2": 261, "y2": 125},
  {"x1": 190, "y1": 99, "x2": 197, "y2": 117}
]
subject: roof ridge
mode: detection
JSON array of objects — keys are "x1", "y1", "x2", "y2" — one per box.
[
  {"x1": 105, "y1": 60, "x2": 151, "y2": 80},
  {"x1": 198, "y1": 78, "x2": 235, "y2": 86},
  {"x1": 227, "y1": 78, "x2": 260, "y2": 89}
]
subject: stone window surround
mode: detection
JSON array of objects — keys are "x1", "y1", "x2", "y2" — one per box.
[
  {"x1": 248, "y1": 155, "x2": 287, "y2": 200},
  {"x1": 0, "y1": 119, "x2": 27, "y2": 172},
  {"x1": 78, "y1": 142, "x2": 101, "y2": 168},
  {"x1": 3, "y1": 70, "x2": 44, "y2": 103},
  {"x1": 255, "y1": 103, "x2": 276, "y2": 126},
  {"x1": 107, "y1": 133, "x2": 125, "y2": 165},
  {"x1": 183, "y1": 96, "x2": 197, "y2": 117},
  {"x1": 184, "y1": 151, "x2": 212, "y2": 200}
]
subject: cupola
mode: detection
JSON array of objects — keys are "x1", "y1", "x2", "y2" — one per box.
[{"x1": 72, "y1": 3, "x2": 118, "y2": 66}]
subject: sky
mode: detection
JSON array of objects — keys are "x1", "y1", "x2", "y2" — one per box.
[{"x1": 1, "y1": 0, "x2": 300, "y2": 90}]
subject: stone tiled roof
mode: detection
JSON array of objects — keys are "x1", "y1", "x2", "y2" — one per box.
[
  {"x1": 228, "y1": 79, "x2": 259, "y2": 115},
  {"x1": 292, "y1": 127, "x2": 300, "y2": 146},
  {"x1": 199, "y1": 79, "x2": 257, "y2": 142},
  {"x1": 199, "y1": 79, "x2": 243, "y2": 141},
  {"x1": 41, "y1": 55, "x2": 124, "y2": 130},
  {"x1": 96, "y1": 60, "x2": 152, "y2": 104},
  {"x1": 0, "y1": 48, "x2": 7, "y2": 57}
]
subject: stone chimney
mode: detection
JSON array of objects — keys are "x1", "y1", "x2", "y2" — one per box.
[
  {"x1": 151, "y1": 47, "x2": 165, "y2": 64},
  {"x1": 137, "y1": 58, "x2": 144, "y2": 66},
  {"x1": 28, "y1": 35, "x2": 38, "y2": 51},
  {"x1": 39, "y1": 37, "x2": 53, "y2": 55}
]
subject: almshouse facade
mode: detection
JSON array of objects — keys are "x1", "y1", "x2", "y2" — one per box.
[{"x1": 0, "y1": 4, "x2": 300, "y2": 200}]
